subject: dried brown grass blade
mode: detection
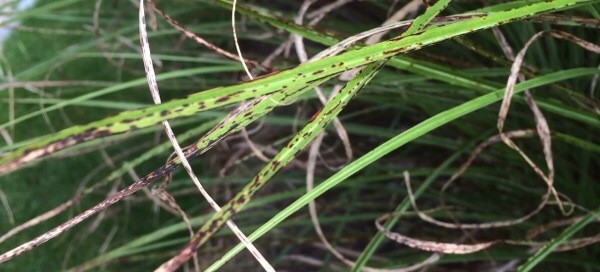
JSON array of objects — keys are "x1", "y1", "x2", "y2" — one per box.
[
  {"x1": 375, "y1": 212, "x2": 497, "y2": 254},
  {"x1": 497, "y1": 30, "x2": 600, "y2": 216}
]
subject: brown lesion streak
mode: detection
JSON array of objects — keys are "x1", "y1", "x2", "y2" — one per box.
[
  {"x1": 382, "y1": 47, "x2": 407, "y2": 55},
  {"x1": 164, "y1": 155, "x2": 291, "y2": 269},
  {"x1": 0, "y1": 128, "x2": 112, "y2": 173},
  {"x1": 160, "y1": 174, "x2": 265, "y2": 270},
  {"x1": 160, "y1": 201, "x2": 240, "y2": 270}
]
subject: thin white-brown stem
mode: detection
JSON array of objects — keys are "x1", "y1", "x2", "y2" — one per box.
[{"x1": 139, "y1": 1, "x2": 274, "y2": 271}]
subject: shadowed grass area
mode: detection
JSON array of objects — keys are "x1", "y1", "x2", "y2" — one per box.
[{"x1": 0, "y1": 0, "x2": 598, "y2": 271}]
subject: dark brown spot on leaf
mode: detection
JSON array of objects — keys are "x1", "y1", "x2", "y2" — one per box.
[{"x1": 216, "y1": 95, "x2": 231, "y2": 103}]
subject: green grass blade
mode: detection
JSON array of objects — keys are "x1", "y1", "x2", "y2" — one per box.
[
  {"x1": 402, "y1": 0, "x2": 452, "y2": 36},
  {"x1": 517, "y1": 209, "x2": 599, "y2": 272}
]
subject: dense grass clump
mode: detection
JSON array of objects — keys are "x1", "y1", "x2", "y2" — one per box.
[{"x1": 0, "y1": 0, "x2": 598, "y2": 271}]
